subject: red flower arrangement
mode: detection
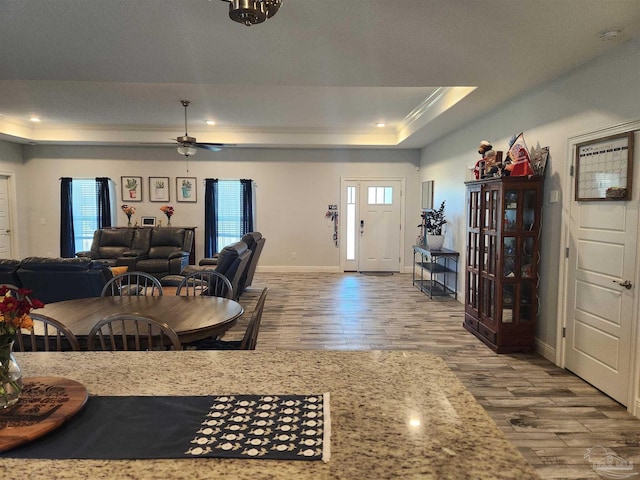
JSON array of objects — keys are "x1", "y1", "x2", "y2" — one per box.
[
  {"x1": 0, "y1": 286, "x2": 43, "y2": 339},
  {"x1": 160, "y1": 205, "x2": 174, "y2": 225}
]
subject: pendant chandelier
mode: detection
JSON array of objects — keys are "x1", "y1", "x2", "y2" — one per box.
[{"x1": 220, "y1": 0, "x2": 283, "y2": 27}]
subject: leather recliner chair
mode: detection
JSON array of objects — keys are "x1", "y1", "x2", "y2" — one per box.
[
  {"x1": 198, "y1": 232, "x2": 266, "y2": 295},
  {"x1": 163, "y1": 240, "x2": 251, "y2": 300}
]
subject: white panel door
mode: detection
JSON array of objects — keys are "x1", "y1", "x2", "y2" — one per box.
[
  {"x1": 565, "y1": 131, "x2": 639, "y2": 405},
  {"x1": 0, "y1": 177, "x2": 12, "y2": 258},
  {"x1": 358, "y1": 180, "x2": 402, "y2": 272}
]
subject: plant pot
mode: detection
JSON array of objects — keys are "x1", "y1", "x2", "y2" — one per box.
[
  {"x1": 427, "y1": 234, "x2": 445, "y2": 251},
  {"x1": 0, "y1": 340, "x2": 23, "y2": 408}
]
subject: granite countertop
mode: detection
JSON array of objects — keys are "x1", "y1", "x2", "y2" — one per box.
[{"x1": 1, "y1": 351, "x2": 540, "y2": 479}]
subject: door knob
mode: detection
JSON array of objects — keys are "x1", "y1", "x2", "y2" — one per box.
[{"x1": 613, "y1": 279, "x2": 633, "y2": 289}]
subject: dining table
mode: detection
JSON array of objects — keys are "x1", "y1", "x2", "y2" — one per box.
[
  {"x1": 0, "y1": 350, "x2": 541, "y2": 479},
  {"x1": 35, "y1": 296, "x2": 244, "y2": 346}
]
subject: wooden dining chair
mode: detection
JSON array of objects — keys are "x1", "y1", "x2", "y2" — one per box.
[
  {"x1": 16, "y1": 313, "x2": 81, "y2": 352},
  {"x1": 175, "y1": 270, "x2": 233, "y2": 299},
  {"x1": 101, "y1": 272, "x2": 163, "y2": 297},
  {"x1": 194, "y1": 287, "x2": 267, "y2": 350},
  {"x1": 86, "y1": 313, "x2": 182, "y2": 351}
]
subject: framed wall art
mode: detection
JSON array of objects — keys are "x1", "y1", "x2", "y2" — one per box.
[
  {"x1": 177, "y1": 177, "x2": 197, "y2": 202},
  {"x1": 575, "y1": 132, "x2": 634, "y2": 201},
  {"x1": 149, "y1": 176, "x2": 170, "y2": 202},
  {"x1": 121, "y1": 176, "x2": 143, "y2": 202}
]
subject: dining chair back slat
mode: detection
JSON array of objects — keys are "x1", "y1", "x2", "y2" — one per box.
[
  {"x1": 240, "y1": 287, "x2": 268, "y2": 350},
  {"x1": 16, "y1": 313, "x2": 80, "y2": 352},
  {"x1": 176, "y1": 271, "x2": 233, "y2": 299},
  {"x1": 87, "y1": 313, "x2": 182, "y2": 351},
  {"x1": 101, "y1": 272, "x2": 163, "y2": 297}
]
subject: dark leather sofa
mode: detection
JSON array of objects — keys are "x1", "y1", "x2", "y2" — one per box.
[
  {"x1": 77, "y1": 227, "x2": 194, "y2": 279},
  {"x1": 11, "y1": 257, "x2": 113, "y2": 304},
  {"x1": 0, "y1": 259, "x2": 21, "y2": 287}
]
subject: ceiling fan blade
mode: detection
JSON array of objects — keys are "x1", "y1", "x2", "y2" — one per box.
[{"x1": 197, "y1": 143, "x2": 225, "y2": 152}]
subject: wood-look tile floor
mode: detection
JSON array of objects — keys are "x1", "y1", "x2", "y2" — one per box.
[{"x1": 228, "y1": 272, "x2": 640, "y2": 479}]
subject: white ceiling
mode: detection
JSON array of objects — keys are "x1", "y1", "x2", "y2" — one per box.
[{"x1": 1, "y1": 0, "x2": 638, "y2": 150}]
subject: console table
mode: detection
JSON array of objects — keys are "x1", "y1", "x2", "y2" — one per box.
[{"x1": 412, "y1": 245, "x2": 459, "y2": 299}]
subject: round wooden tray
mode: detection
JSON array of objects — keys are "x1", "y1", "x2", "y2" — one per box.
[{"x1": 0, "y1": 377, "x2": 88, "y2": 452}]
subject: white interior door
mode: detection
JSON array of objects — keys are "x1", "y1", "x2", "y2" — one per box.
[
  {"x1": 564, "y1": 130, "x2": 639, "y2": 405},
  {"x1": 0, "y1": 177, "x2": 13, "y2": 258},
  {"x1": 358, "y1": 180, "x2": 402, "y2": 272}
]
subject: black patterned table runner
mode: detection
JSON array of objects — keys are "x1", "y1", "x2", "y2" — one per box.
[{"x1": 1, "y1": 394, "x2": 330, "y2": 461}]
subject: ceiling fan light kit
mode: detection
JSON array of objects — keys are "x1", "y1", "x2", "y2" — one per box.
[
  {"x1": 177, "y1": 144, "x2": 197, "y2": 157},
  {"x1": 221, "y1": 0, "x2": 283, "y2": 27}
]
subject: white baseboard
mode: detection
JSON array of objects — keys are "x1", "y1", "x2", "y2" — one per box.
[
  {"x1": 535, "y1": 338, "x2": 556, "y2": 363},
  {"x1": 256, "y1": 266, "x2": 342, "y2": 273}
]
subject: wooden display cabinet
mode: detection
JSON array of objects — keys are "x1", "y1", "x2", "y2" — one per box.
[{"x1": 463, "y1": 176, "x2": 543, "y2": 353}]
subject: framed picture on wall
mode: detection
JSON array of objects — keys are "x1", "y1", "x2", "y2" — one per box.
[
  {"x1": 149, "y1": 176, "x2": 170, "y2": 202},
  {"x1": 176, "y1": 177, "x2": 197, "y2": 202},
  {"x1": 121, "y1": 176, "x2": 143, "y2": 202}
]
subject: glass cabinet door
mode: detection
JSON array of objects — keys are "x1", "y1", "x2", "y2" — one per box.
[
  {"x1": 503, "y1": 237, "x2": 516, "y2": 277},
  {"x1": 522, "y1": 189, "x2": 537, "y2": 231},
  {"x1": 502, "y1": 284, "x2": 514, "y2": 323},
  {"x1": 521, "y1": 237, "x2": 534, "y2": 278},
  {"x1": 503, "y1": 189, "x2": 517, "y2": 232},
  {"x1": 519, "y1": 281, "x2": 534, "y2": 323}
]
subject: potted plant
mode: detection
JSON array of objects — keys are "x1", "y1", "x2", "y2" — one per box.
[
  {"x1": 125, "y1": 178, "x2": 138, "y2": 199},
  {"x1": 153, "y1": 179, "x2": 165, "y2": 198},
  {"x1": 181, "y1": 179, "x2": 192, "y2": 199},
  {"x1": 424, "y1": 200, "x2": 446, "y2": 250}
]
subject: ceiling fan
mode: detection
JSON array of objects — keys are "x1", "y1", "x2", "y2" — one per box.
[{"x1": 175, "y1": 100, "x2": 226, "y2": 156}]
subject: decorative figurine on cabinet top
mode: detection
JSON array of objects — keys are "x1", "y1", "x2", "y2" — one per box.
[
  {"x1": 474, "y1": 140, "x2": 505, "y2": 179},
  {"x1": 505, "y1": 132, "x2": 534, "y2": 177}
]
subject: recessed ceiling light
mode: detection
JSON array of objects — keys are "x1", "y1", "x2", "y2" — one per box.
[
  {"x1": 30, "y1": 117, "x2": 41, "y2": 122},
  {"x1": 598, "y1": 28, "x2": 621, "y2": 41},
  {"x1": 206, "y1": 120, "x2": 216, "y2": 126},
  {"x1": 376, "y1": 122, "x2": 386, "y2": 128}
]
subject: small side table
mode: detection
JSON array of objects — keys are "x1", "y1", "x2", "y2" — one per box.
[{"x1": 412, "y1": 245, "x2": 459, "y2": 299}]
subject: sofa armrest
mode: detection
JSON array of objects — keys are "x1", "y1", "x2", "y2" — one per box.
[
  {"x1": 76, "y1": 251, "x2": 96, "y2": 259},
  {"x1": 199, "y1": 255, "x2": 219, "y2": 266},
  {"x1": 116, "y1": 257, "x2": 138, "y2": 270},
  {"x1": 168, "y1": 253, "x2": 190, "y2": 275}
]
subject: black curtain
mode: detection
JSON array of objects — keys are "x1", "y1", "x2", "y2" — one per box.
[
  {"x1": 204, "y1": 179, "x2": 219, "y2": 257},
  {"x1": 60, "y1": 177, "x2": 75, "y2": 258},
  {"x1": 96, "y1": 177, "x2": 112, "y2": 229},
  {"x1": 240, "y1": 179, "x2": 254, "y2": 234}
]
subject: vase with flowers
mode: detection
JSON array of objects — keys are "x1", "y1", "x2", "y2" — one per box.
[
  {"x1": 420, "y1": 200, "x2": 447, "y2": 250},
  {"x1": 121, "y1": 204, "x2": 136, "y2": 227},
  {"x1": 0, "y1": 286, "x2": 43, "y2": 408},
  {"x1": 160, "y1": 205, "x2": 174, "y2": 226}
]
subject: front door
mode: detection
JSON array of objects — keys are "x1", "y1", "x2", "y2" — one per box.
[
  {"x1": 340, "y1": 179, "x2": 402, "y2": 272},
  {"x1": 564, "y1": 130, "x2": 639, "y2": 405}
]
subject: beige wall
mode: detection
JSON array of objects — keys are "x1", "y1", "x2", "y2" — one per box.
[{"x1": 18, "y1": 146, "x2": 421, "y2": 269}]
